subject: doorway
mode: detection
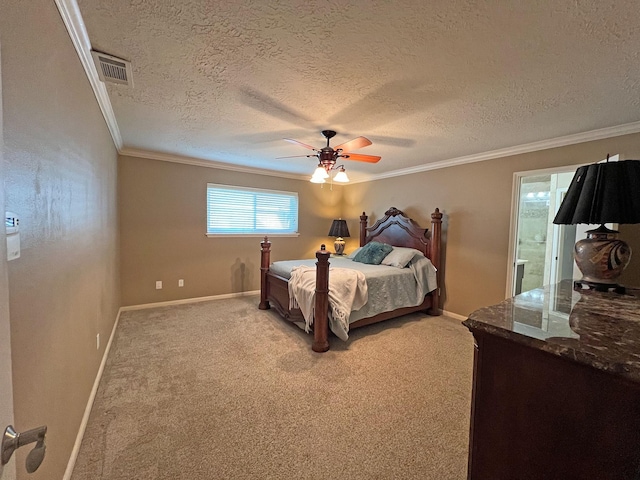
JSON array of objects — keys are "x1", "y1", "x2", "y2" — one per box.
[
  {"x1": 513, "y1": 173, "x2": 554, "y2": 294},
  {"x1": 507, "y1": 167, "x2": 577, "y2": 297},
  {"x1": 510, "y1": 169, "x2": 576, "y2": 296},
  {"x1": 507, "y1": 157, "x2": 618, "y2": 297}
]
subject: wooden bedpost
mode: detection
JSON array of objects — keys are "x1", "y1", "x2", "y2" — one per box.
[
  {"x1": 428, "y1": 208, "x2": 443, "y2": 316},
  {"x1": 259, "y1": 236, "x2": 271, "y2": 310},
  {"x1": 312, "y1": 245, "x2": 331, "y2": 353},
  {"x1": 360, "y1": 212, "x2": 368, "y2": 247}
]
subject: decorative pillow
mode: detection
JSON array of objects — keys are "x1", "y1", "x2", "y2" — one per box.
[
  {"x1": 352, "y1": 241, "x2": 393, "y2": 265},
  {"x1": 347, "y1": 247, "x2": 363, "y2": 259},
  {"x1": 381, "y1": 247, "x2": 424, "y2": 268}
]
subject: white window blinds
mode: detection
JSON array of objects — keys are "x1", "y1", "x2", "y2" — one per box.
[{"x1": 206, "y1": 184, "x2": 299, "y2": 235}]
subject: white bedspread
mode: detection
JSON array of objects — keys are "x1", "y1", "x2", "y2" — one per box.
[{"x1": 288, "y1": 266, "x2": 368, "y2": 341}]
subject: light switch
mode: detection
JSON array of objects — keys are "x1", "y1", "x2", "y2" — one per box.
[{"x1": 6, "y1": 212, "x2": 20, "y2": 261}]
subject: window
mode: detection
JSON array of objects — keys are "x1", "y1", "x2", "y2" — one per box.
[{"x1": 206, "y1": 184, "x2": 299, "y2": 236}]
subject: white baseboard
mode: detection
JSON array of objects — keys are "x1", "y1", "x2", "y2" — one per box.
[
  {"x1": 120, "y1": 290, "x2": 260, "y2": 311},
  {"x1": 442, "y1": 309, "x2": 467, "y2": 321},
  {"x1": 63, "y1": 307, "x2": 122, "y2": 480}
]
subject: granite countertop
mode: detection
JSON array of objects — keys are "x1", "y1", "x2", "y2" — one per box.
[{"x1": 463, "y1": 281, "x2": 640, "y2": 383}]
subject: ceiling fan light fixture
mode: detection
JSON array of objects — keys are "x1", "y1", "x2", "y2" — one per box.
[
  {"x1": 282, "y1": 131, "x2": 379, "y2": 185},
  {"x1": 333, "y1": 167, "x2": 349, "y2": 183}
]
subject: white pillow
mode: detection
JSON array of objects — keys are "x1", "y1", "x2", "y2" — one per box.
[
  {"x1": 347, "y1": 247, "x2": 363, "y2": 259},
  {"x1": 381, "y1": 247, "x2": 424, "y2": 268}
]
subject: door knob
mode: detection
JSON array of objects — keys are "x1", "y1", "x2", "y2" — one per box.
[{"x1": 1, "y1": 425, "x2": 47, "y2": 473}]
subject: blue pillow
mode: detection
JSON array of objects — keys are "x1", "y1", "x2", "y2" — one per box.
[{"x1": 352, "y1": 241, "x2": 393, "y2": 265}]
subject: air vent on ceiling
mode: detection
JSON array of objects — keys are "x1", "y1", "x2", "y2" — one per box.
[{"x1": 90, "y1": 50, "x2": 133, "y2": 86}]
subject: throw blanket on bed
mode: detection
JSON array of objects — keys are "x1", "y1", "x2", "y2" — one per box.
[{"x1": 288, "y1": 266, "x2": 368, "y2": 341}]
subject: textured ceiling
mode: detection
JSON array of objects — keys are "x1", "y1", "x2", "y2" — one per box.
[{"x1": 74, "y1": 0, "x2": 640, "y2": 181}]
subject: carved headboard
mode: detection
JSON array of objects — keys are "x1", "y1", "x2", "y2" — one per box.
[{"x1": 358, "y1": 207, "x2": 442, "y2": 271}]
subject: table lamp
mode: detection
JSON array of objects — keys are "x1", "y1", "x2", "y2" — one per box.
[
  {"x1": 552, "y1": 157, "x2": 640, "y2": 293},
  {"x1": 328, "y1": 219, "x2": 350, "y2": 255}
]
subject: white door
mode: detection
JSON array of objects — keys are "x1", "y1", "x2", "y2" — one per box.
[
  {"x1": 511, "y1": 173, "x2": 553, "y2": 295},
  {"x1": 508, "y1": 167, "x2": 580, "y2": 297},
  {"x1": 548, "y1": 188, "x2": 578, "y2": 285},
  {"x1": 0, "y1": 44, "x2": 17, "y2": 480}
]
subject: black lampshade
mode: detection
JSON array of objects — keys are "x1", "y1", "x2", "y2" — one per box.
[
  {"x1": 328, "y1": 219, "x2": 350, "y2": 238},
  {"x1": 553, "y1": 160, "x2": 640, "y2": 225}
]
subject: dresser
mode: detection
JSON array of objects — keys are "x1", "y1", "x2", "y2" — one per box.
[{"x1": 463, "y1": 282, "x2": 640, "y2": 480}]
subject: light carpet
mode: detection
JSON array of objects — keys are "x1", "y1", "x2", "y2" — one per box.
[{"x1": 71, "y1": 295, "x2": 474, "y2": 479}]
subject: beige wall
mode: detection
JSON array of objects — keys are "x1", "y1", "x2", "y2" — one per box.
[
  {"x1": 120, "y1": 133, "x2": 640, "y2": 315},
  {"x1": 119, "y1": 155, "x2": 343, "y2": 306},
  {"x1": 1, "y1": 2, "x2": 120, "y2": 479},
  {"x1": 343, "y1": 133, "x2": 640, "y2": 316},
  {"x1": 621, "y1": 223, "x2": 640, "y2": 287}
]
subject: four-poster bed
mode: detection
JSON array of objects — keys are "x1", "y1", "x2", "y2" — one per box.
[{"x1": 259, "y1": 207, "x2": 443, "y2": 352}]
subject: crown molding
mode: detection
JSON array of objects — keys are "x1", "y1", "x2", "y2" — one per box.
[
  {"x1": 56, "y1": 0, "x2": 123, "y2": 149},
  {"x1": 119, "y1": 147, "x2": 308, "y2": 181},
  {"x1": 354, "y1": 121, "x2": 640, "y2": 184}
]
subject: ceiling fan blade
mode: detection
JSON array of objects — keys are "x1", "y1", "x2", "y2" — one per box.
[
  {"x1": 334, "y1": 136, "x2": 372, "y2": 152},
  {"x1": 342, "y1": 153, "x2": 381, "y2": 163},
  {"x1": 276, "y1": 154, "x2": 317, "y2": 159},
  {"x1": 283, "y1": 138, "x2": 318, "y2": 151}
]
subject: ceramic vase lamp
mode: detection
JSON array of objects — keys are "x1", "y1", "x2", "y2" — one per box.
[
  {"x1": 328, "y1": 219, "x2": 350, "y2": 255},
  {"x1": 553, "y1": 158, "x2": 640, "y2": 293}
]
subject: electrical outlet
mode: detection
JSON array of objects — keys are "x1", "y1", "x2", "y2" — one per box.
[
  {"x1": 96, "y1": 333, "x2": 100, "y2": 350},
  {"x1": 156, "y1": 281, "x2": 162, "y2": 289},
  {"x1": 178, "y1": 279, "x2": 184, "y2": 287}
]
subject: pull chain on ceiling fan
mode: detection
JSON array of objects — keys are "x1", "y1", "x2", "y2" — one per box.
[{"x1": 277, "y1": 130, "x2": 381, "y2": 184}]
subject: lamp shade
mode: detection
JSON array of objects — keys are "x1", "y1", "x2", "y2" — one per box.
[
  {"x1": 310, "y1": 175, "x2": 326, "y2": 184},
  {"x1": 333, "y1": 167, "x2": 349, "y2": 183},
  {"x1": 328, "y1": 219, "x2": 350, "y2": 238},
  {"x1": 553, "y1": 160, "x2": 640, "y2": 225},
  {"x1": 313, "y1": 165, "x2": 329, "y2": 179}
]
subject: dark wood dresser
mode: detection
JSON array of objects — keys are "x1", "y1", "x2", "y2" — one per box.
[{"x1": 463, "y1": 282, "x2": 640, "y2": 480}]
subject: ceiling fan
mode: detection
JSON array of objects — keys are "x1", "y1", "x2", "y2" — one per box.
[{"x1": 278, "y1": 130, "x2": 381, "y2": 183}]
